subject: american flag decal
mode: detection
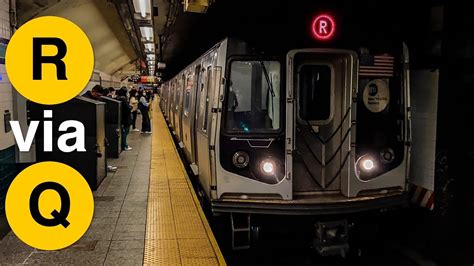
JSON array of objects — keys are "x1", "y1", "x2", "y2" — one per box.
[{"x1": 359, "y1": 54, "x2": 394, "y2": 77}]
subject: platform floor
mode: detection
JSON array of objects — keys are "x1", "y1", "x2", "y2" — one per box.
[
  {"x1": 0, "y1": 99, "x2": 224, "y2": 265},
  {"x1": 143, "y1": 100, "x2": 224, "y2": 265}
]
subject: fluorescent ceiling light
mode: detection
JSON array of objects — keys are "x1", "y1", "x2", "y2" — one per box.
[
  {"x1": 144, "y1": 43, "x2": 154, "y2": 51},
  {"x1": 133, "y1": 0, "x2": 150, "y2": 18},
  {"x1": 147, "y1": 54, "x2": 156, "y2": 60},
  {"x1": 140, "y1": 26, "x2": 154, "y2": 40}
]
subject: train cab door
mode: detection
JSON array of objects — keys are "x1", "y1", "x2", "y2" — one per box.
[
  {"x1": 169, "y1": 80, "x2": 176, "y2": 129},
  {"x1": 286, "y1": 49, "x2": 357, "y2": 195},
  {"x1": 182, "y1": 68, "x2": 198, "y2": 165},
  {"x1": 195, "y1": 64, "x2": 213, "y2": 197}
]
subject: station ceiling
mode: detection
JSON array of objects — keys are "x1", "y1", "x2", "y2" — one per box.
[
  {"x1": 16, "y1": 0, "x2": 138, "y2": 77},
  {"x1": 15, "y1": 0, "x2": 439, "y2": 79}
]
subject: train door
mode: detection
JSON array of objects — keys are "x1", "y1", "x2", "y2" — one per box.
[
  {"x1": 190, "y1": 65, "x2": 201, "y2": 169},
  {"x1": 167, "y1": 81, "x2": 174, "y2": 124},
  {"x1": 195, "y1": 64, "x2": 213, "y2": 196},
  {"x1": 182, "y1": 69, "x2": 198, "y2": 166},
  {"x1": 174, "y1": 75, "x2": 185, "y2": 142},
  {"x1": 165, "y1": 84, "x2": 171, "y2": 119},
  {"x1": 287, "y1": 49, "x2": 357, "y2": 195},
  {"x1": 169, "y1": 80, "x2": 176, "y2": 129},
  {"x1": 165, "y1": 84, "x2": 170, "y2": 118},
  {"x1": 160, "y1": 83, "x2": 167, "y2": 117}
]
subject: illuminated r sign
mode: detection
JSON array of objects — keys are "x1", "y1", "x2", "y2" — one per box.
[{"x1": 311, "y1": 14, "x2": 336, "y2": 41}]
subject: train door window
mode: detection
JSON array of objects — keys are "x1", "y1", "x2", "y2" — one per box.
[
  {"x1": 202, "y1": 66, "x2": 212, "y2": 132},
  {"x1": 297, "y1": 64, "x2": 333, "y2": 124},
  {"x1": 184, "y1": 74, "x2": 193, "y2": 117},
  {"x1": 225, "y1": 60, "x2": 281, "y2": 133}
]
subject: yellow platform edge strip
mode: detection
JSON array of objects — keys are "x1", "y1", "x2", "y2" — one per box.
[
  {"x1": 166, "y1": 126, "x2": 227, "y2": 266},
  {"x1": 148, "y1": 98, "x2": 227, "y2": 266},
  {"x1": 160, "y1": 110, "x2": 227, "y2": 266}
]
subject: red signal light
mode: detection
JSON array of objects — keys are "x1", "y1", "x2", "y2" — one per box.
[{"x1": 311, "y1": 14, "x2": 336, "y2": 41}]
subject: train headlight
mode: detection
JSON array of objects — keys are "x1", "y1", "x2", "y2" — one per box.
[
  {"x1": 260, "y1": 159, "x2": 275, "y2": 175},
  {"x1": 361, "y1": 158, "x2": 375, "y2": 171},
  {"x1": 356, "y1": 155, "x2": 376, "y2": 173},
  {"x1": 232, "y1": 151, "x2": 249, "y2": 168}
]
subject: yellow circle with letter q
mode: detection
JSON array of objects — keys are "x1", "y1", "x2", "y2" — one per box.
[
  {"x1": 6, "y1": 16, "x2": 94, "y2": 105},
  {"x1": 5, "y1": 162, "x2": 94, "y2": 250}
]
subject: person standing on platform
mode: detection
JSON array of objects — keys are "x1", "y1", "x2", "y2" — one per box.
[
  {"x1": 146, "y1": 90, "x2": 153, "y2": 102},
  {"x1": 107, "y1": 87, "x2": 116, "y2": 98},
  {"x1": 117, "y1": 87, "x2": 133, "y2": 151},
  {"x1": 129, "y1": 89, "x2": 139, "y2": 132},
  {"x1": 83, "y1": 84, "x2": 105, "y2": 100},
  {"x1": 139, "y1": 90, "x2": 151, "y2": 134}
]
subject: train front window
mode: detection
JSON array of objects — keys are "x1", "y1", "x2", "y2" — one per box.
[
  {"x1": 225, "y1": 60, "x2": 281, "y2": 133},
  {"x1": 298, "y1": 65, "x2": 333, "y2": 123}
]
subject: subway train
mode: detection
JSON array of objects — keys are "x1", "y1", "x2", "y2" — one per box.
[{"x1": 159, "y1": 37, "x2": 412, "y2": 254}]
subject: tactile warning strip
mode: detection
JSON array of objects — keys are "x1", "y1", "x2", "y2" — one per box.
[{"x1": 144, "y1": 99, "x2": 226, "y2": 265}]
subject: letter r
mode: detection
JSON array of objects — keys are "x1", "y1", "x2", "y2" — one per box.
[
  {"x1": 319, "y1": 20, "x2": 328, "y2": 34},
  {"x1": 32, "y1": 37, "x2": 68, "y2": 80}
]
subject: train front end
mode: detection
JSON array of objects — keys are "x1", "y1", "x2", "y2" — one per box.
[
  {"x1": 214, "y1": 39, "x2": 411, "y2": 210},
  {"x1": 212, "y1": 38, "x2": 411, "y2": 252}
]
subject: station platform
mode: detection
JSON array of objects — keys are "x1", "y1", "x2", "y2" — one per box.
[{"x1": 0, "y1": 99, "x2": 225, "y2": 265}]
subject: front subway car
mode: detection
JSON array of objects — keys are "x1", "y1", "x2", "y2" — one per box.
[
  {"x1": 211, "y1": 39, "x2": 410, "y2": 253},
  {"x1": 160, "y1": 36, "x2": 411, "y2": 254}
]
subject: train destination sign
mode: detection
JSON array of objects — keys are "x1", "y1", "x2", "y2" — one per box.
[{"x1": 311, "y1": 14, "x2": 336, "y2": 41}]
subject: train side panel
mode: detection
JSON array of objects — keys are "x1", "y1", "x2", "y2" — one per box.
[{"x1": 162, "y1": 40, "x2": 228, "y2": 199}]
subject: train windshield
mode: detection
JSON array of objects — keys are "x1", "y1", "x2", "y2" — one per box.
[{"x1": 225, "y1": 60, "x2": 281, "y2": 133}]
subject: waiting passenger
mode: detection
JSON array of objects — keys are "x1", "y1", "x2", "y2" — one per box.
[
  {"x1": 116, "y1": 87, "x2": 133, "y2": 151},
  {"x1": 107, "y1": 87, "x2": 116, "y2": 98},
  {"x1": 138, "y1": 90, "x2": 152, "y2": 134},
  {"x1": 129, "y1": 89, "x2": 140, "y2": 132},
  {"x1": 146, "y1": 89, "x2": 154, "y2": 101},
  {"x1": 83, "y1": 84, "x2": 105, "y2": 100}
]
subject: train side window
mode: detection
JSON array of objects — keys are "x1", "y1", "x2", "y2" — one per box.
[
  {"x1": 202, "y1": 66, "x2": 212, "y2": 132},
  {"x1": 298, "y1": 65, "x2": 333, "y2": 124},
  {"x1": 184, "y1": 90, "x2": 191, "y2": 116}
]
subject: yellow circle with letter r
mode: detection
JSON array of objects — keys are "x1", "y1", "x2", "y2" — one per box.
[
  {"x1": 6, "y1": 16, "x2": 94, "y2": 105},
  {"x1": 5, "y1": 162, "x2": 94, "y2": 250}
]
